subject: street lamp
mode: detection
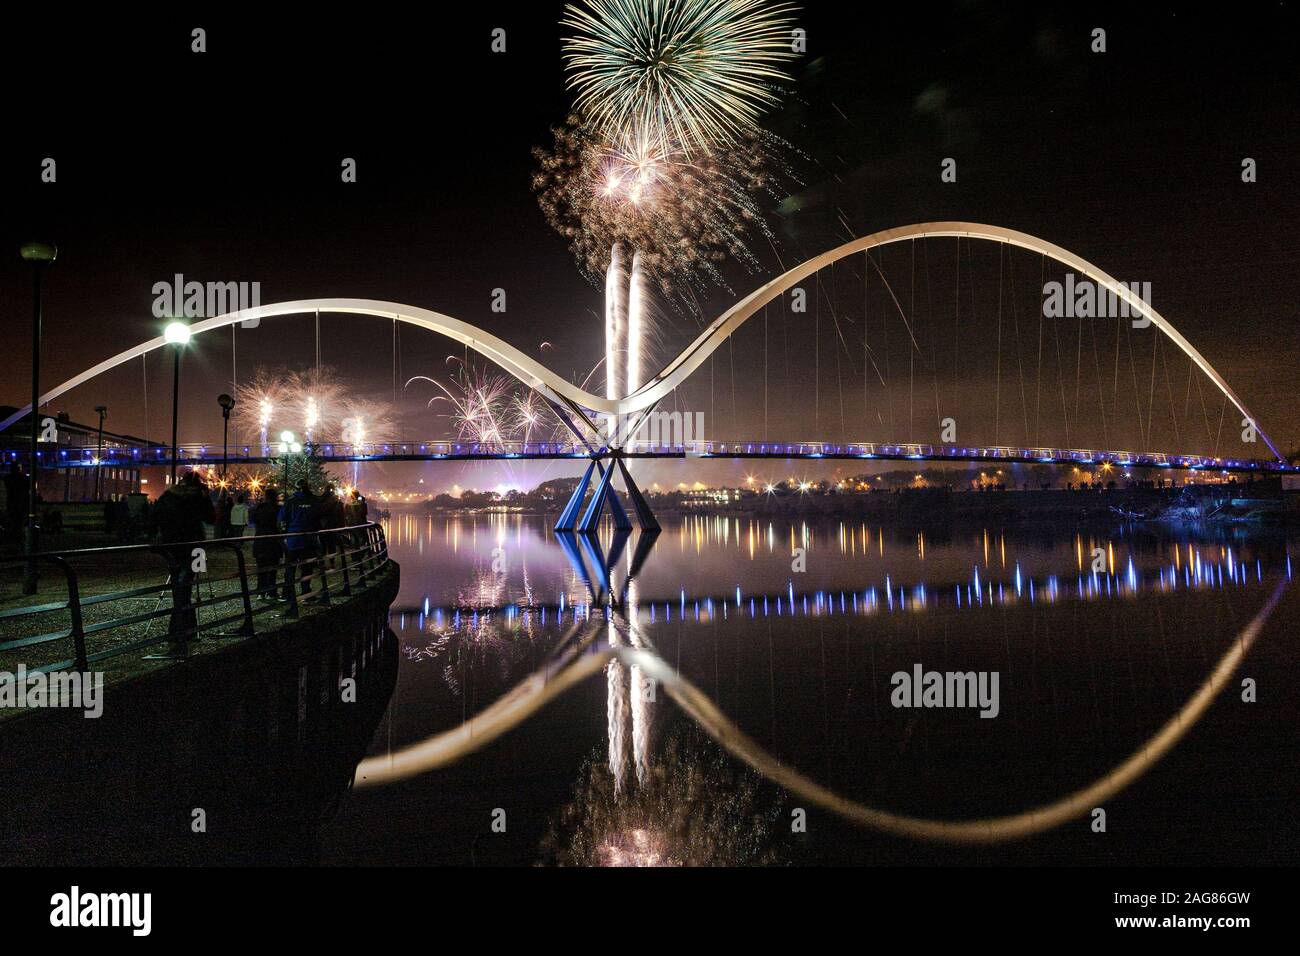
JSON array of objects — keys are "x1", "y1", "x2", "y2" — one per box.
[
  {"x1": 164, "y1": 321, "x2": 191, "y2": 488},
  {"x1": 279, "y1": 430, "x2": 298, "y2": 491},
  {"x1": 217, "y1": 393, "x2": 235, "y2": 478},
  {"x1": 93, "y1": 405, "x2": 107, "y2": 501},
  {"x1": 19, "y1": 240, "x2": 57, "y2": 595}
]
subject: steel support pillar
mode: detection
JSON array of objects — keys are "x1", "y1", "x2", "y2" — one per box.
[
  {"x1": 615, "y1": 457, "x2": 660, "y2": 532},
  {"x1": 578, "y1": 461, "x2": 632, "y2": 533},
  {"x1": 555, "y1": 460, "x2": 596, "y2": 532}
]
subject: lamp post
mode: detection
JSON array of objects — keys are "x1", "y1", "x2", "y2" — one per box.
[
  {"x1": 279, "y1": 430, "x2": 300, "y2": 492},
  {"x1": 218, "y1": 393, "x2": 235, "y2": 478},
  {"x1": 163, "y1": 321, "x2": 191, "y2": 488},
  {"x1": 19, "y1": 240, "x2": 57, "y2": 595},
  {"x1": 93, "y1": 405, "x2": 107, "y2": 501}
]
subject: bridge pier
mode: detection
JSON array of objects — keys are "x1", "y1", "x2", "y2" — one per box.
[{"x1": 556, "y1": 455, "x2": 658, "y2": 534}]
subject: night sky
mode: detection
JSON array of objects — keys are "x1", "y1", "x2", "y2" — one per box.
[{"x1": 3, "y1": 4, "x2": 1297, "y2": 490}]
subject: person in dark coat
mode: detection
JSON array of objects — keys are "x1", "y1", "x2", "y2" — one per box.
[
  {"x1": 278, "y1": 480, "x2": 322, "y2": 598},
  {"x1": 3, "y1": 464, "x2": 29, "y2": 543},
  {"x1": 344, "y1": 489, "x2": 370, "y2": 555},
  {"x1": 318, "y1": 483, "x2": 346, "y2": 569},
  {"x1": 152, "y1": 471, "x2": 216, "y2": 644},
  {"x1": 344, "y1": 489, "x2": 368, "y2": 525},
  {"x1": 216, "y1": 490, "x2": 234, "y2": 539},
  {"x1": 251, "y1": 488, "x2": 283, "y2": 600}
]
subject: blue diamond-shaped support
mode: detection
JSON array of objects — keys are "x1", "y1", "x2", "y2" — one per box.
[
  {"x1": 578, "y1": 461, "x2": 633, "y2": 533},
  {"x1": 555, "y1": 460, "x2": 596, "y2": 532},
  {"x1": 616, "y1": 458, "x2": 660, "y2": 532}
]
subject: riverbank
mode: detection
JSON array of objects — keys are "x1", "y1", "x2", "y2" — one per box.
[
  {"x1": 419, "y1": 486, "x2": 1300, "y2": 527},
  {"x1": 0, "y1": 561, "x2": 400, "y2": 864},
  {"x1": 0, "y1": 553, "x2": 399, "y2": 718}
]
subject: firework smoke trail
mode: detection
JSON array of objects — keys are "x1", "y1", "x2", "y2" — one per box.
[
  {"x1": 257, "y1": 396, "x2": 273, "y2": 447},
  {"x1": 285, "y1": 368, "x2": 347, "y2": 444},
  {"x1": 339, "y1": 398, "x2": 396, "y2": 484},
  {"x1": 234, "y1": 371, "x2": 289, "y2": 449},
  {"x1": 627, "y1": 250, "x2": 646, "y2": 392},
  {"x1": 627, "y1": 577, "x2": 654, "y2": 786},
  {"x1": 606, "y1": 244, "x2": 626, "y2": 403},
  {"x1": 561, "y1": 0, "x2": 800, "y2": 155},
  {"x1": 304, "y1": 396, "x2": 319, "y2": 443},
  {"x1": 606, "y1": 620, "x2": 630, "y2": 796},
  {"x1": 606, "y1": 243, "x2": 627, "y2": 445}
]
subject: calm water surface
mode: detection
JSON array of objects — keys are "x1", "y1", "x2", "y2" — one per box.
[{"x1": 321, "y1": 510, "x2": 1300, "y2": 866}]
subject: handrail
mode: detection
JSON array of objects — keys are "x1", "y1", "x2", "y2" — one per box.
[
  {"x1": 4, "y1": 439, "x2": 1296, "y2": 471},
  {"x1": 0, "y1": 522, "x2": 390, "y2": 674}
]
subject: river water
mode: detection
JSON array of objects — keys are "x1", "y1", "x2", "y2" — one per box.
[{"x1": 322, "y1": 510, "x2": 1300, "y2": 866}]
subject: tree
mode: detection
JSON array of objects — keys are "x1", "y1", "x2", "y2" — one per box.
[{"x1": 269, "y1": 450, "x2": 340, "y2": 496}]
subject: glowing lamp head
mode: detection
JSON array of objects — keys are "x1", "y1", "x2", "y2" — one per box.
[
  {"x1": 279, "y1": 430, "x2": 296, "y2": 445},
  {"x1": 20, "y1": 240, "x2": 58, "y2": 264},
  {"x1": 163, "y1": 321, "x2": 192, "y2": 345}
]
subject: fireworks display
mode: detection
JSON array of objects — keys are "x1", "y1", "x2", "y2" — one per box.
[
  {"x1": 407, "y1": 358, "x2": 570, "y2": 445},
  {"x1": 233, "y1": 366, "x2": 395, "y2": 448},
  {"x1": 561, "y1": 0, "x2": 799, "y2": 154},
  {"x1": 533, "y1": 115, "x2": 788, "y2": 296},
  {"x1": 541, "y1": 0, "x2": 801, "y2": 398}
]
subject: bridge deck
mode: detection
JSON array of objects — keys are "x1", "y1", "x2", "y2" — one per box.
[{"x1": 4, "y1": 440, "x2": 1294, "y2": 473}]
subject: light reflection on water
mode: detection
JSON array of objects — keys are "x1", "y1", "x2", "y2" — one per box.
[
  {"x1": 330, "y1": 510, "x2": 1298, "y2": 865},
  {"x1": 381, "y1": 510, "x2": 1293, "y2": 627}
]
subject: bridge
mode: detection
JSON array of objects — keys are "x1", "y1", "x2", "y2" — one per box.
[
  {"x1": 11, "y1": 438, "x2": 1292, "y2": 473},
  {"x1": 3, "y1": 222, "x2": 1292, "y2": 534}
]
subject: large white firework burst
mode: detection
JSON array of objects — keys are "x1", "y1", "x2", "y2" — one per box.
[
  {"x1": 233, "y1": 366, "x2": 395, "y2": 447},
  {"x1": 561, "y1": 0, "x2": 800, "y2": 154}
]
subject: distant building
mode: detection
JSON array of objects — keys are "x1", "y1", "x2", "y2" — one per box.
[
  {"x1": 0, "y1": 407, "x2": 166, "y2": 502},
  {"x1": 683, "y1": 487, "x2": 745, "y2": 507}
]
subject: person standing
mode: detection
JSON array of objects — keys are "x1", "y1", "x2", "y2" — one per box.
[
  {"x1": 345, "y1": 489, "x2": 368, "y2": 525},
  {"x1": 318, "y1": 483, "x2": 345, "y2": 569},
  {"x1": 153, "y1": 472, "x2": 215, "y2": 644},
  {"x1": 3, "y1": 464, "x2": 29, "y2": 544},
  {"x1": 251, "y1": 489, "x2": 283, "y2": 600},
  {"x1": 279, "y1": 479, "x2": 322, "y2": 599},
  {"x1": 230, "y1": 492, "x2": 251, "y2": 537},
  {"x1": 216, "y1": 490, "x2": 234, "y2": 539}
]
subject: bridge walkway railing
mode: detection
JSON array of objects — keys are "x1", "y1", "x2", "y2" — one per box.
[{"x1": 0, "y1": 522, "x2": 390, "y2": 674}]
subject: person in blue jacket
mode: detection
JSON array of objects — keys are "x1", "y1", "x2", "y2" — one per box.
[{"x1": 279, "y1": 479, "x2": 322, "y2": 598}]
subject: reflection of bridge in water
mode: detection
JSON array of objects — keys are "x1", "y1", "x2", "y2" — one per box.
[{"x1": 360, "y1": 524, "x2": 1292, "y2": 845}]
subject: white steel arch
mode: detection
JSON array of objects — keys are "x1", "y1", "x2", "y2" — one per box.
[
  {"x1": 0, "y1": 298, "x2": 619, "y2": 436},
  {"x1": 2, "y1": 225, "x2": 1281, "y2": 461},
  {"x1": 619, "y1": 221, "x2": 1284, "y2": 461}
]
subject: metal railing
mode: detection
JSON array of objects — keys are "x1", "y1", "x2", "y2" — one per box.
[
  {"x1": 0, "y1": 522, "x2": 390, "y2": 674},
  {"x1": 5, "y1": 438, "x2": 1294, "y2": 472}
]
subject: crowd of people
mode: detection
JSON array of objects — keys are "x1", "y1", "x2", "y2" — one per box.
[
  {"x1": 148, "y1": 474, "x2": 371, "y2": 604},
  {"x1": 1, "y1": 464, "x2": 373, "y2": 647}
]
